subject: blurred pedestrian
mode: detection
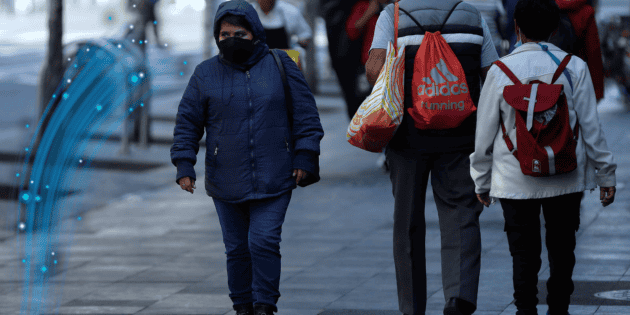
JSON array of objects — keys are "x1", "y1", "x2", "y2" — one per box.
[
  {"x1": 320, "y1": 0, "x2": 368, "y2": 120},
  {"x1": 346, "y1": 0, "x2": 384, "y2": 66},
  {"x1": 464, "y1": 0, "x2": 507, "y2": 56},
  {"x1": 170, "y1": 1, "x2": 324, "y2": 315},
  {"x1": 252, "y1": 0, "x2": 312, "y2": 49},
  {"x1": 365, "y1": 0, "x2": 499, "y2": 313},
  {"x1": 553, "y1": 0, "x2": 605, "y2": 101},
  {"x1": 346, "y1": 0, "x2": 388, "y2": 170},
  {"x1": 503, "y1": 0, "x2": 519, "y2": 53},
  {"x1": 470, "y1": 0, "x2": 617, "y2": 314},
  {"x1": 130, "y1": 0, "x2": 164, "y2": 47}
]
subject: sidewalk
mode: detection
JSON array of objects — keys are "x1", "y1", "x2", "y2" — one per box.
[{"x1": 0, "y1": 83, "x2": 628, "y2": 315}]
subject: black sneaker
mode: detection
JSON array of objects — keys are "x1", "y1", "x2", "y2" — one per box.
[
  {"x1": 254, "y1": 303, "x2": 276, "y2": 315},
  {"x1": 444, "y1": 297, "x2": 476, "y2": 315},
  {"x1": 234, "y1": 302, "x2": 254, "y2": 315}
]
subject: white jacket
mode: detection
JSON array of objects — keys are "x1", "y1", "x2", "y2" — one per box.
[{"x1": 470, "y1": 42, "x2": 616, "y2": 199}]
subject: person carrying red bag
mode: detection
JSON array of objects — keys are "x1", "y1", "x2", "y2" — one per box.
[
  {"x1": 365, "y1": 0, "x2": 500, "y2": 314},
  {"x1": 554, "y1": 0, "x2": 605, "y2": 101},
  {"x1": 346, "y1": 0, "x2": 384, "y2": 65}
]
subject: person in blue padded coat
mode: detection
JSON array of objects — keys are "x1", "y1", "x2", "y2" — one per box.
[{"x1": 169, "y1": 1, "x2": 324, "y2": 314}]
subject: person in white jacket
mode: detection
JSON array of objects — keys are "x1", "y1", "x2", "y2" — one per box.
[{"x1": 469, "y1": 0, "x2": 617, "y2": 314}]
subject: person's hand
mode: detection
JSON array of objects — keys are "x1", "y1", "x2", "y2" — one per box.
[
  {"x1": 298, "y1": 39, "x2": 309, "y2": 49},
  {"x1": 600, "y1": 186, "x2": 616, "y2": 207},
  {"x1": 293, "y1": 169, "x2": 307, "y2": 185},
  {"x1": 354, "y1": 0, "x2": 380, "y2": 30},
  {"x1": 178, "y1": 177, "x2": 196, "y2": 194},
  {"x1": 476, "y1": 192, "x2": 492, "y2": 207}
]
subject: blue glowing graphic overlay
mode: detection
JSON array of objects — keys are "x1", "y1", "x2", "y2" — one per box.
[{"x1": 14, "y1": 37, "x2": 153, "y2": 314}]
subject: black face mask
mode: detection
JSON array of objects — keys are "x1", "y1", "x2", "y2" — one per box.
[{"x1": 218, "y1": 37, "x2": 256, "y2": 64}]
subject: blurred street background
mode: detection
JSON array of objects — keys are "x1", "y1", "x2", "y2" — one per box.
[{"x1": 0, "y1": 0, "x2": 629, "y2": 314}]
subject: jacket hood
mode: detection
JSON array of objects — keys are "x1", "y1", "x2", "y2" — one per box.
[
  {"x1": 214, "y1": 0, "x2": 269, "y2": 69},
  {"x1": 555, "y1": 0, "x2": 587, "y2": 12}
]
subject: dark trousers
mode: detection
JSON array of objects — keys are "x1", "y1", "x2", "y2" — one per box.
[
  {"x1": 499, "y1": 192, "x2": 583, "y2": 315},
  {"x1": 213, "y1": 191, "x2": 292, "y2": 313},
  {"x1": 386, "y1": 148, "x2": 484, "y2": 315}
]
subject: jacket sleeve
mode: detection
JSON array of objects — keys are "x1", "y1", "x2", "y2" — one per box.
[
  {"x1": 170, "y1": 64, "x2": 206, "y2": 184},
  {"x1": 278, "y1": 51, "x2": 325, "y2": 186},
  {"x1": 470, "y1": 65, "x2": 502, "y2": 194},
  {"x1": 572, "y1": 60, "x2": 617, "y2": 187}
]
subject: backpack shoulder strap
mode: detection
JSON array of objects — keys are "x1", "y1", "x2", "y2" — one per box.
[
  {"x1": 270, "y1": 49, "x2": 293, "y2": 130},
  {"x1": 439, "y1": 1, "x2": 462, "y2": 32},
  {"x1": 398, "y1": 6, "x2": 425, "y2": 33},
  {"x1": 551, "y1": 54, "x2": 572, "y2": 85},
  {"x1": 493, "y1": 60, "x2": 522, "y2": 85},
  {"x1": 538, "y1": 44, "x2": 574, "y2": 91}
]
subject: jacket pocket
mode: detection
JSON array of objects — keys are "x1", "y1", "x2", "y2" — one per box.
[
  {"x1": 210, "y1": 143, "x2": 218, "y2": 179},
  {"x1": 284, "y1": 137, "x2": 290, "y2": 153}
]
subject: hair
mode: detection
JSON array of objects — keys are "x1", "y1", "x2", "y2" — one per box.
[
  {"x1": 514, "y1": 0, "x2": 560, "y2": 41},
  {"x1": 215, "y1": 14, "x2": 253, "y2": 38}
]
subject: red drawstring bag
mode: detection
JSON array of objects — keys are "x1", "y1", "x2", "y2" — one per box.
[
  {"x1": 404, "y1": 1, "x2": 477, "y2": 130},
  {"x1": 494, "y1": 55, "x2": 580, "y2": 177}
]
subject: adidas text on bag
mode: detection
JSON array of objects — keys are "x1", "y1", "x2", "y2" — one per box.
[
  {"x1": 494, "y1": 55, "x2": 580, "y2": 177},
  {"x1": 403, "y1": 1, "x2": 477, "y2": 130}
]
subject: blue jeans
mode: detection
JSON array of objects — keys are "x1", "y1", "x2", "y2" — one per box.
[{"x1": 213, "y1": 191, "x2": 292, "y2": 312}]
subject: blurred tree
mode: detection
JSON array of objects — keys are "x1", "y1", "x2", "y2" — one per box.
[
  {"x1": 36, "y1": 0, "x2": 63, "y2": 151},
  {"x1": 304, "y1": 0, "x2": 317, "y2": 92}
]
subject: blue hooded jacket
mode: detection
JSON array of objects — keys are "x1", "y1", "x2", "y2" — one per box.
[{"x1": 170, "y1": 0, "x2": 324, "y2": 203}]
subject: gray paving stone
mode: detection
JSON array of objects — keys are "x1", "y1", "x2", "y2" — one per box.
[
  {"x1": 120, "y1": 267, "x2": 217, "y2": 283},
  {"x1": 135, "y1": 293, "x2": 231, "y2": 314},
  {"x1": 324, "y1": 287, "x2": 399, "y2": 310},
  {"x1": 318, "y1": 310, "x2": 400, "y2": 315},
  {"x1": 595, "y1": 305, "x2": 630, "y2": 313},
  {"x1": 177, "y1": 281, "x2": 229, "y2": 294},
  {"x1": 45, "y1": 306, "x2": 145, "y2": 314},
  {"x1": 51, "y1": 265, "x2": 151, "y2": 282},
  {"x1": 63, "y1": 300, "x2": 157, "y2": 307},
  {"x1": 76, "y1": 283, "x2": 190, "y2": 301}
]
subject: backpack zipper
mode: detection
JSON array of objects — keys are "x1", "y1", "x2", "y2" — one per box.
[
  {"x1": 284, "y1": 137, "x2": 290, "y2": 152},
  {"x1": 214, "y1": 145, "x2": 218, "y2": 156}
]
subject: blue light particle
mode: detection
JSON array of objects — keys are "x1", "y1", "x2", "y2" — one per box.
[
  {"x1": 45, "y1": 185, "x2": 49, "y2": 189},
  {"x1": 25, "y1": 124, "x2": 29, "y2": 128},
  {"x1": 180, "y1": 72, "x2": 184, "y2": 76},
  {"x1": 63, "y1": 93, "x2": 69, "y2": 100},
  {"x1": 52, "y1": 94, "x2": 56, "y2": 99},
  {"x1": 139, "y1": 40, "x2": 143, "y2": 44},
  {"x1": 15, "y1": 173, "x2": 19, "y2": 177},
  {"x1": 74, "y1": 64, "x2": 78, "y2": 68},
  {"x1": 131, "y1": 75, "x2": 138, "y2": 83},
  {"x1": 21, "y1": 193, "x2": 29, "y2": 201},
  {"x1": 140, "y1": 103, "x2": 144, "y2": 107},
  {"x1": 35, "y1": 196, "x2": 41, "y2": 202},
  {"x1": 154, "y1": 21, "x2": 157, "y2": 25},
  {"x1": 109, "y1": 16, "x2": 112, "y2": 20},
  {"x1": 183, "y1": 61, "x2": 187, "y2": 65},
  {"x1": 54, "y1": 260, "x2": 57, "y2": 264},
  {"x1": 96, "y1": 105, "x2": 102, "y2": 111},
  {"x1": 41, "y1": 266, "x2": 47, "y2": 273},
  {"x1": 77, "y1": 216, "x2": 82, "y2": 221},
  {"x1": 24, "y1": 148, "x2": 28, "y2": 152},
  {"x1": 129, "y1": 108, "x2": 134, "y2": 112},
  {"x1": 22, "y1": 259, "x2": 25, "y2": 263}
]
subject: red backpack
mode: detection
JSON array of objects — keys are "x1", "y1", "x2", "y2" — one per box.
[{"x1": 494, "y1": 55, "x2": 580, "y2": 177}]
